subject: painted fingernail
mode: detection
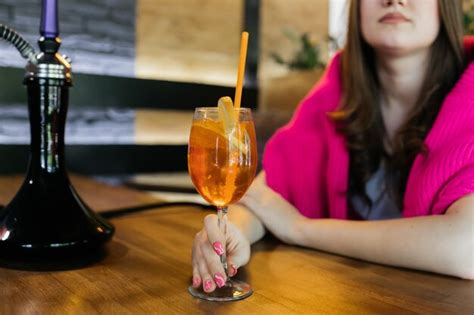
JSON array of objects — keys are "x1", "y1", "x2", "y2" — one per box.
[
  {"x1": 212, "y1": 241, "x2": 225, "y2": 256},
  {"x1": 214, "y1": 272, "x2": 226, "y2": 288},
  {"x1": 204, "y1": 279, "x2": 213, "y2": 292},
  {"x1": 192, "y1": 276, "x2": 201, "y2": 287},
  {"x1": 229, "y1": 264, "x2": 238, "y2": 277}
]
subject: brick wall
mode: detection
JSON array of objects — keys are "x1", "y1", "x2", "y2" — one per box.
[{"x1": 0, "y1": 0, "x2": 136, "y2": 77}]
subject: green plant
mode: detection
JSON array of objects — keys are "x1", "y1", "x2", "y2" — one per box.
[
  {"x1": 465, "y1": 6, "x2": 474, "y2": 35},
  {"x1": 271, "y1": 29, "x2": 326, "y2": 71}
]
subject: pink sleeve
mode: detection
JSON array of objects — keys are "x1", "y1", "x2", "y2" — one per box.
[
  {"x1": 262, "y1": 103, "x2": 331, "y2": 218},
  {"x1": 261, "y1": 52, "x2": 342, "y2": 217},
  {"x1": 262, "y1": 128, "x2": 292, "y2": 202},
  {"x1": 431, "y1": 164, "x2": 474, "y2": 214}
]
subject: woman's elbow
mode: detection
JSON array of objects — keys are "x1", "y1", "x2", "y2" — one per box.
[
  {"x1": 449, "y1": 262, "x2": 474, "y2": 280},
  {"x1": 442, "y1": 233, "x2": 474, "y2": 280},
  {"x1": 454, "y1": 242, "x2": 474, "y2": 280},
  {"x1": 443, "y1": 234, "x2": 474, "y2": 280},
  {"x1": 443, "y1": 197, "x2": 474, "y2": 279},
  {"x1": 459, "y1": 270, "x2": 474, "y2": 280}
]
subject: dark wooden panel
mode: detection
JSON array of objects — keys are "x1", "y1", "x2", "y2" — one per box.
[
  {"x1": 0, "y1": 66, "x2": 258, "y2": 109},
  {"x1": 0, "y1": 144, "x2": 188, "y2": 175}
]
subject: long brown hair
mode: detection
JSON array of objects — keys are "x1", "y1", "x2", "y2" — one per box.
[{"x1": 330, "y1": 0, "x2": 465, "y2": 209}]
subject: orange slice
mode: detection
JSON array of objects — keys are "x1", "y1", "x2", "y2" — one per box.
[{"x1": 218, "y1": 96, "x2": 236, "y2": 134}]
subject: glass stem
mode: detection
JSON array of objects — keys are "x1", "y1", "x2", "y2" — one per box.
[{"x1": 217, "y1": 206, "x2": 229, "y2": 283}]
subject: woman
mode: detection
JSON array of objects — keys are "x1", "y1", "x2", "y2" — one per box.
[{"x1": 192, "y1": 0, "x2": 474, "y2": 292}]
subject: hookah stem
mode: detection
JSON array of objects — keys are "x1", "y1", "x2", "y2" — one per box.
[
  {"x1": 0, "y1": 24, "x2": 37, "y2": 64},
  {"x1": 217, "y1": 206, "x2": 229, "y2": 278}
]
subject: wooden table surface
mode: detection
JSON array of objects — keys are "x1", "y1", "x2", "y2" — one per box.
[{"x1": 0, "y1": 176, "x2": 473, "y2": 314}]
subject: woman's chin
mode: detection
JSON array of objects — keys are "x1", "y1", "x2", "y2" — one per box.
[{"x1": 373, "y1": 42, "x2": 430, "y2": 57}]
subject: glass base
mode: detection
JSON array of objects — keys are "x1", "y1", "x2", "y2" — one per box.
[{"x1": 188, "y1": 280, "x2": 253, "y2": 302}]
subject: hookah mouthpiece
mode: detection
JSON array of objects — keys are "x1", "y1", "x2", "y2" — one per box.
[
  {"x1": 0, "y1": 0, "x2": 61, "y2": 63},
  {"x1": 40, "y1": 0, "x2": 59, "y2": 39}
]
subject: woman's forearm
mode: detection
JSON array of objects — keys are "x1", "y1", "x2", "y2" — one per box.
[
  {"x1": 242, "y1": 185, "x2": 305, "y2": 244},
  {"x1": 240, "y1": 171, "x2": 306, "y2": 244},
  {"x1": 296, "y1": 196, "x2": 474, "y2": 279},
  {"x1": 243, "y1": 172, "x2": 473, "y2": 279}
]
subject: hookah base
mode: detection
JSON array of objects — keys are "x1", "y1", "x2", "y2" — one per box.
[
  {"x1": 0, "y1": 175, "x2": 115, "y2": 271},
  {"x1": 0, "y1": 237, "x2": 112, "y2": 271}
]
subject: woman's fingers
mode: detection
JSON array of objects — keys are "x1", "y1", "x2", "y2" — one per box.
[
  {"x1": 226, "y1": 251, "x2": 247, "y2": 277},
  {"x1": 192, "y1": 214, "x2": 252, "y2": 291},
  {"x1": 192, "y1": 226, "x2": 227, "y2": 292},
  {"x1": 193, "y1": 240, "x2": 216, "y2": 293},
  {"x1": 191, "y1": 243, "x2": 202, "y2": 288},
  {"x1": 226, "y1": 259, "x2": 239, "y2": 277},
  {"x1": 191, "y1": 266, "x2": 201, "y2": 288},
  {"x1": 226, "y1": 225, "x2": 251, "y2": 277},
  {"x1": 197, "y1": 260, "x2": 215, "y2": 293},
  {"x1": 200, "y1": 239, "x2": 227, "y2": 288},
  {"x1": 203, "y1": 214, "x2": 226, "y2": 257}
]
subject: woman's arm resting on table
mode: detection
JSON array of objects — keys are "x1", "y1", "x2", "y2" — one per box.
[{"x1": 242, "y1": 172, "x2": 474, "y2": 279}]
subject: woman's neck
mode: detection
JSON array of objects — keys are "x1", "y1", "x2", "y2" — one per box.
[
  {"x1": 376, "y1": 49, "x2": 431, "y2": 110},
  {"x1": 376, "y1": 49, "x2": 431, "y2": 147}
]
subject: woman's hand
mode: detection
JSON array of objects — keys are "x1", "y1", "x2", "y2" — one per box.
[{"x1": 191, "y1": 214, "x2": 251, "y2": 293}]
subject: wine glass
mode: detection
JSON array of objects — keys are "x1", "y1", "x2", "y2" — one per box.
[{"x1": 187, "y1": 107, "x2": 257, "y2": 301}]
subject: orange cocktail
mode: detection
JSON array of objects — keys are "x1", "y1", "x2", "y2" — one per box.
[
  {"x1": 188, "y1": 31, "x2": 253, "y2": 302},
  {"x1": 188, "y1": 108, "x2": 257, "y2": 207}
]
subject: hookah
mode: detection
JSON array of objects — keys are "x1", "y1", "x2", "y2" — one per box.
[{"x1": 0, "y1": 0, "x2": 114, "y2": 269}]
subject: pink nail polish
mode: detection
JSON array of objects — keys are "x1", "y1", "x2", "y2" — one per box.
[
  {"x1": 212, "y1": 241, "x2": 225, "y2": 256},
  {"x1": 214, "y1": 273, "x2": 226, "y2": 288},
  {"x1": 204, "y1": 279, "x2": 213, "y2": 292},
  {"x1": 229, "y1": 264, "x2": 238, "y2": 277},
  {"x1": 192, "y1": 276, "x2": 201, "y2": 287}
]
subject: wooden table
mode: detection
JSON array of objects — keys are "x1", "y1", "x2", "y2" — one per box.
[{"x1": 1, "y1": 176, "x2": 473, "y2": 314}]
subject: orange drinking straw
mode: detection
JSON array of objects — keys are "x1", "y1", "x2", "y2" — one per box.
[{"x1": 234, "y1": 32, "x2": 249, "y2": 109}]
